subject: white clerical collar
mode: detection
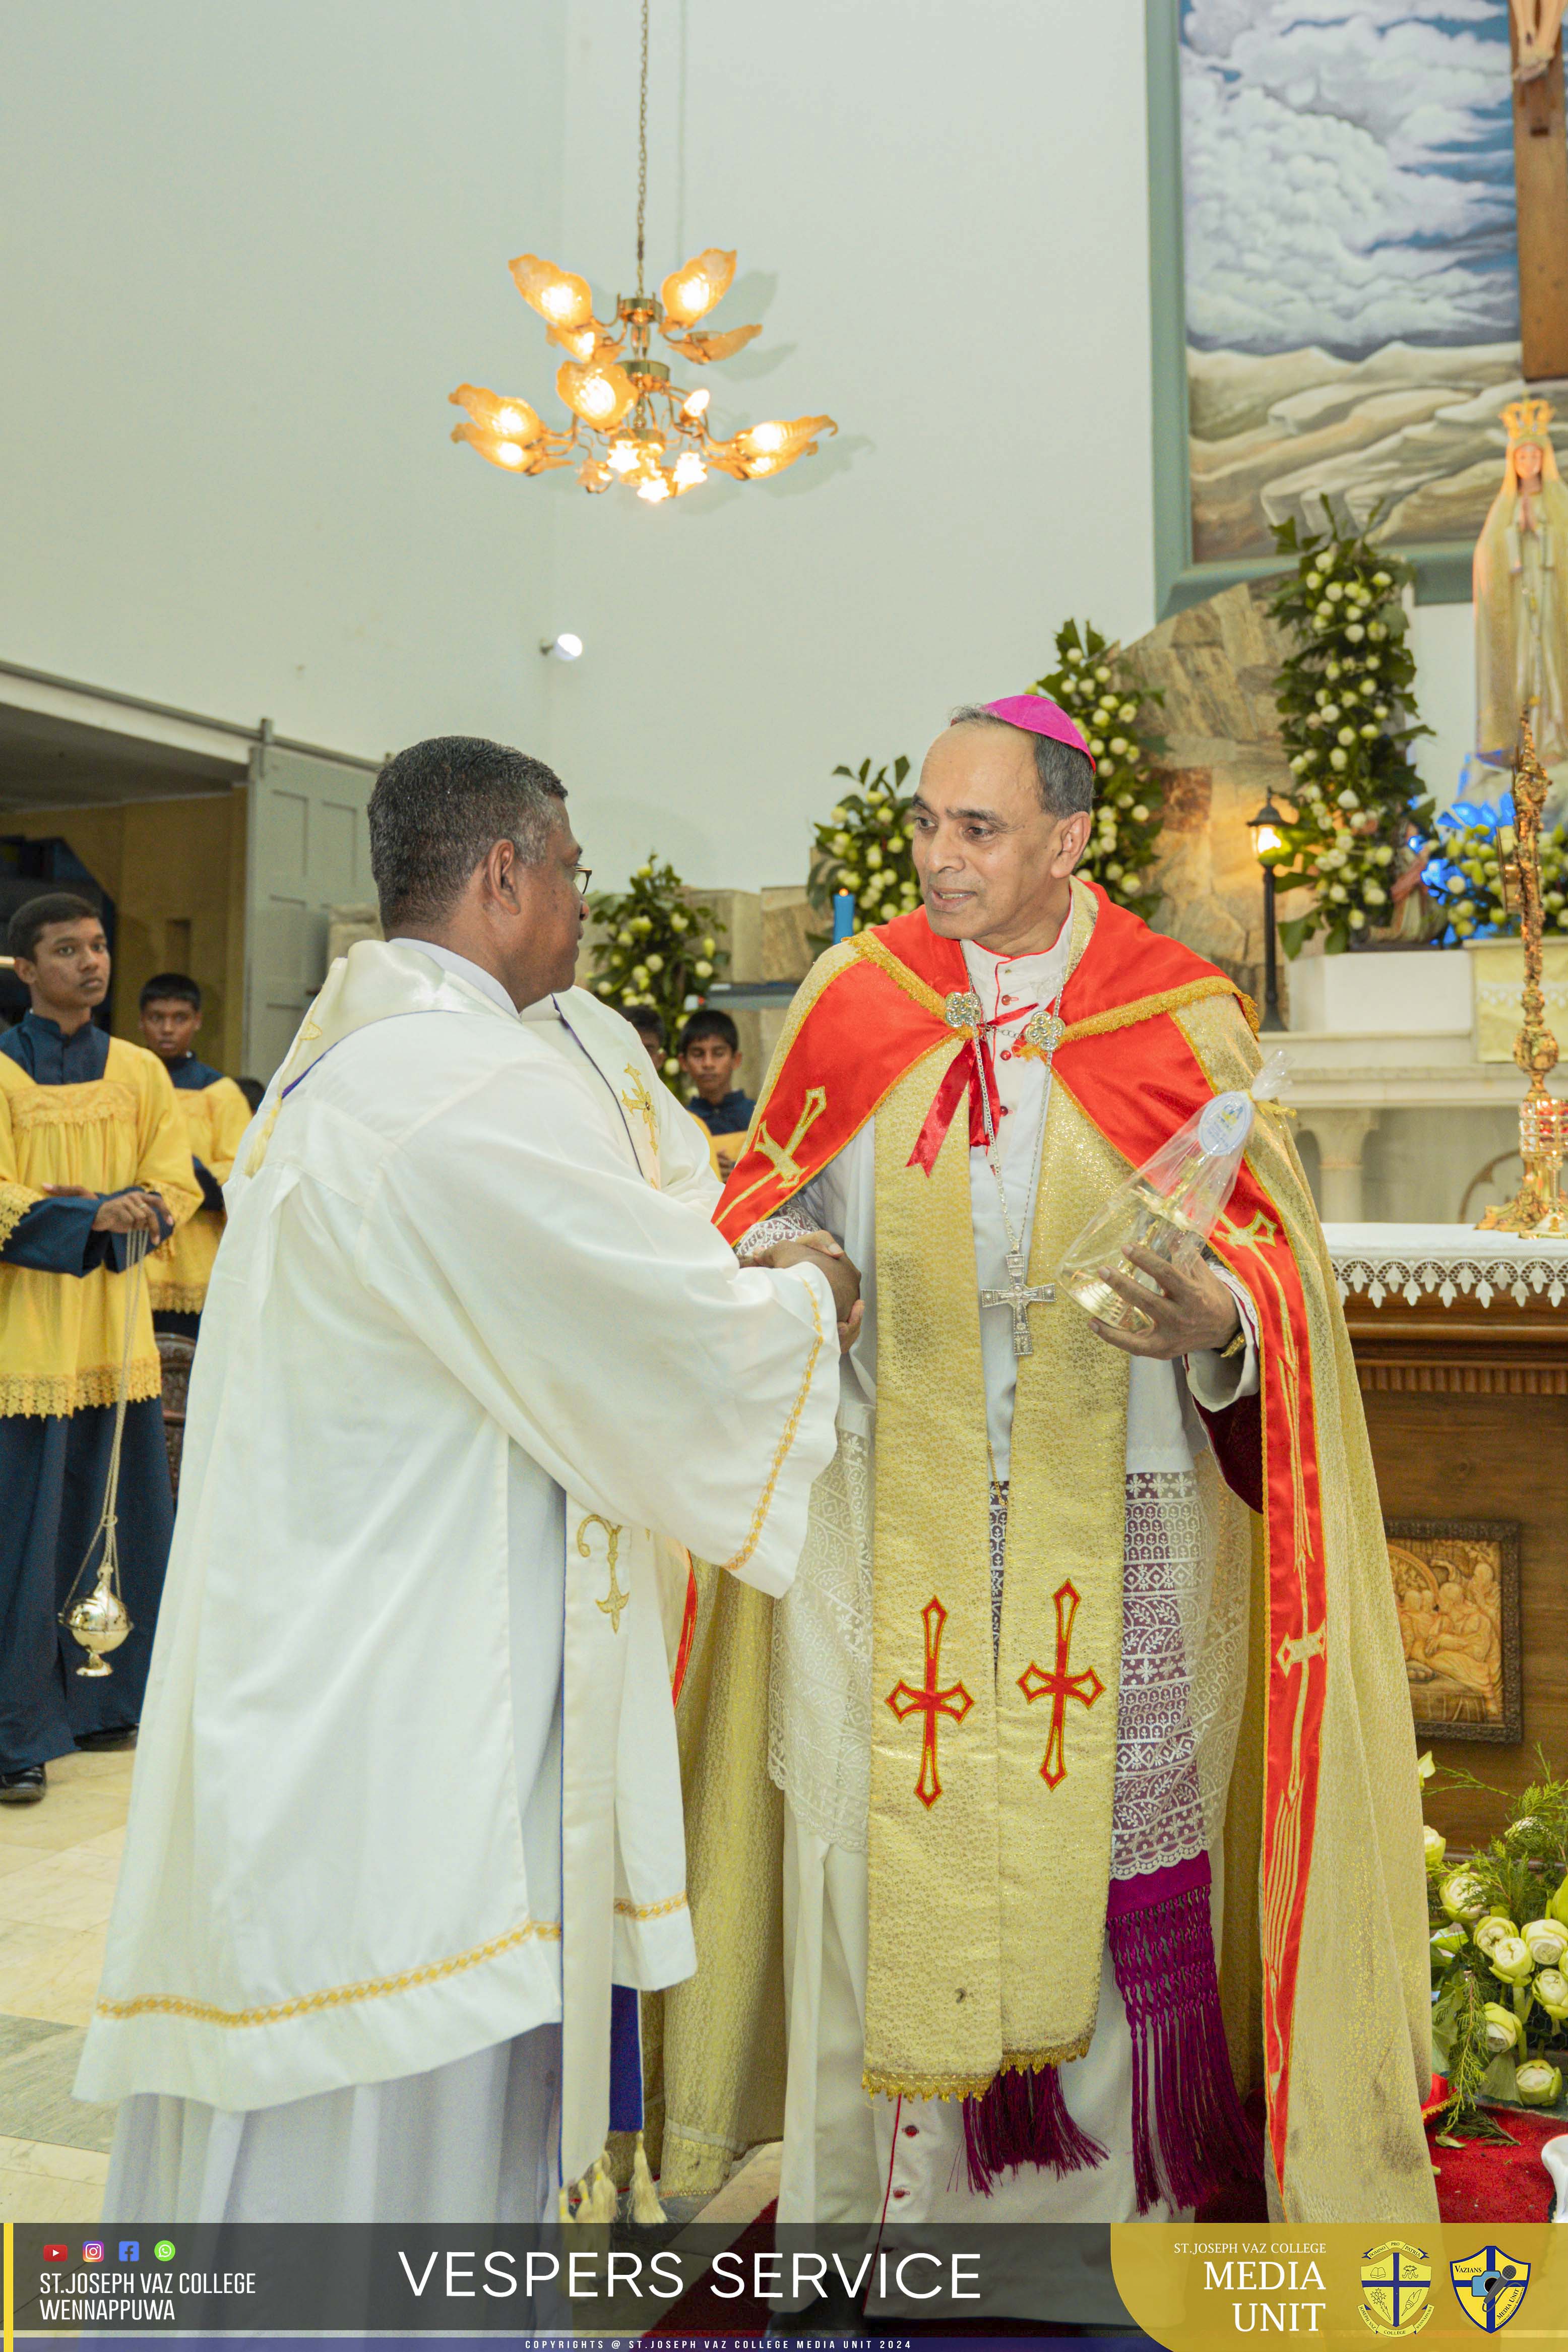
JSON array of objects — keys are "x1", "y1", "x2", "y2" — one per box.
[
  {"x1": 387, "y1": 937, "x2": 520, "y2": 1018},
  {"x1": 962, "y1": 919, "x2": 1071, "y2": 995}
]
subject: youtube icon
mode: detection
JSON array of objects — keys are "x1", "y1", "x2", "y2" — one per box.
[{"x1": 42, "y1": 2246, "x2": 67, "y2": 2265}]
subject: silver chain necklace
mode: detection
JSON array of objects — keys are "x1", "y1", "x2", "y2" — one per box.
[{"x1": 944, "y1": 977, "x2": 1068, "y2": 1359}]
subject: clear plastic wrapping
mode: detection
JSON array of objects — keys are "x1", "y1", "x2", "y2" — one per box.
[{"x1": 1056, "y1": 1051, "x2": 1288, "y2": 1334}]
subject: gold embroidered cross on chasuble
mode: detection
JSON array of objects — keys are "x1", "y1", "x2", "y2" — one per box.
[{"x1": 678, "y1": 881, "x2": 1439, "y2": 2220}]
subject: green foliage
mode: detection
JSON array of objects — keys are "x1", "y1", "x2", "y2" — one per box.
[
  {"x1": 1266, "y1": 509, "x2": 1434, "y2": 956},
  {"x1": 1425, "y1": 1749, "x2": 1568, "y2": 2137},
  {"x1": 1432, "y1": 1973, "x2": 1518, "y2": 2145},
  {"x1": 807, "y1": 757, "x2": 921, "y2": 939},
  {"x1": 586, "y1": 855, "x2": 729, "y2": 1082},
  {"x1": 1030, "y1": 621, "x2": 1167, "y2": 916}
]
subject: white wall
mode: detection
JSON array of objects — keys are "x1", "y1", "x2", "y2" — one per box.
[
  {"x1": 1, "y1": 1, "x2": 566, "y2": 765},
  {"x1": 546, "y1": 0, "x2": 1158, "y2": 888},
  {"x1": 3, "y1": 3, "x2": 1496, "y2": 896},
  {"x1": 3, "y1": 0, "x2": 1158, "y2": 893}
]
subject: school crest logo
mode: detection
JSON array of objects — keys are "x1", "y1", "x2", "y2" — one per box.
[
  {"x1": 1450, "y1": 2247, "x2": 1531, "y2": 2332},
  {"x1": 1360, "y1": 2242, "x2": 1433, "y2": 2335}
]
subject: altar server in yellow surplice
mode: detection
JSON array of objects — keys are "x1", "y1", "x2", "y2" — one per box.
[
  {"x1": 137, "y1": 972, "x2": 253, "y2": 1337},
  {"x1": 0, "y1": 895, "x2": 200, "y2": 1805}
]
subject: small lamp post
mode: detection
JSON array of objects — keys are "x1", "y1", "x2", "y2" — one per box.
[{"x1": 1246, "y1": 796, "x2": 1288, "y2": 1033}]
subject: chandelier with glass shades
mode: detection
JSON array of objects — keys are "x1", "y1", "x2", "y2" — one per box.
[{"x1": 449, "y1": 3, "x2": 835, "y2": 505}]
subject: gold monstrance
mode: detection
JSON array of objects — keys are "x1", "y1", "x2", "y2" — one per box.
[{"x1": 1476, "y1": 714, "x2": 1568, "y2": 1236}]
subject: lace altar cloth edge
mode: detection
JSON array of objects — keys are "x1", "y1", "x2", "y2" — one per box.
[{"x1": 1324, "y1": 1221, "x2": 1568, "y2": 1308}]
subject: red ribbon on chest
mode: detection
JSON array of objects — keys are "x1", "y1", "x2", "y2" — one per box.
[{"x1": 907, "y1": 1028, "x2": 1002, "y2": 1174}]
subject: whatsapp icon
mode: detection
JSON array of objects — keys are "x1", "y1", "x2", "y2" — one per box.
[{"x1": 154, "y1": 2241, "x2": 175, "y2": 2262}]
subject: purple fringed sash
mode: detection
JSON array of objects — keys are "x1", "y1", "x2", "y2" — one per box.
[
  {"x1": 1108, "y1": 1853, "x2": 1261, "y2": 2211},
  {"x1": 962, "y1": 1853, "x2": 1260, "y2": 2209},
  {"x1": 962, "y1": 2056, "x2": 1105, "y2": 2193}
]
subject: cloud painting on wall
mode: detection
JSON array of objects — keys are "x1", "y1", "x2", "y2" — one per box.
[{"x1": 1179, "y1": 0, "x2": 1560, "y2": 560}]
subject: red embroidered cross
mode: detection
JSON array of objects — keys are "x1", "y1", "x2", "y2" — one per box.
[
  {"x1": 886, "y1": 1595, "x2": 973, "y2": 1808},
  {"x1": 1017, "y1": 1580, "x2": 1104, "y2": 1789}
]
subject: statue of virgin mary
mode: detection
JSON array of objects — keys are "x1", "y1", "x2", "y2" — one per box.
[{"x1": 1475, "y1": 396, "x2": 1568, "y2": 768}]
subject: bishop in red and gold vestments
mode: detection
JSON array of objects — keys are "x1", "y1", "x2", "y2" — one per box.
[{"x1": 647, "y1": 698, "x2": 1433, "y2": 2252}]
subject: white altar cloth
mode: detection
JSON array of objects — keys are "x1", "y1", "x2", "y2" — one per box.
[{"x1": 1323, "y1": 1223, "x2": 1568, "y2": 1308}]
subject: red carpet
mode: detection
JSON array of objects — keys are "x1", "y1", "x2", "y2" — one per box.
[{"x1": 1427, "y1": 2111, "x2": 1564, "y2": 2225}]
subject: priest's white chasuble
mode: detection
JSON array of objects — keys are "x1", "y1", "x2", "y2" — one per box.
[{"x1": 77, "y1": 941, "x2": 841, "y2": 2220}]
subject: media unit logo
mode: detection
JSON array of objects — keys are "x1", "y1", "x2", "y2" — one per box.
[
  {"x1": 1360, "y1": 2241, "x2": 1432, "y2": 2335},
  {"x1": 1450, "y1": 2247, "x2": 1530, "y2": 2332}
]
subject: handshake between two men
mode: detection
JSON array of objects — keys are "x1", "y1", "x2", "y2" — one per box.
[{"x1": 746, "y1": 1229, "x2": 863, "y2": 1352}]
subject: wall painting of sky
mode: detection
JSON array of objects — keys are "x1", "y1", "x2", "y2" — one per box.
[{"x1": 1178, "y1": 1, "x2": 1556, "y2": 560}]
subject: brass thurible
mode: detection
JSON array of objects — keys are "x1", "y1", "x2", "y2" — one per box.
[
  {"x1": 58, "y1": 1229, "x2": 151, "y2": 1676},
  {"x1": 1476, "y1": 712, "x2": 1568, "y2": 1235}
]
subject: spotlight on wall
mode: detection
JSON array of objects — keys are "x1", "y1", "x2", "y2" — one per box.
[{"x1": 540, "y1": 633, "x2": 584, "y2": 661}]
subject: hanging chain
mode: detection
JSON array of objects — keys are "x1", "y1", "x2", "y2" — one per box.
[
  {"x1": 59, "y1": 1227, "x2": 150, "y2": 1624},
  {"x1": 636, "y1": 0, "x2": 650, "y2": 296}
]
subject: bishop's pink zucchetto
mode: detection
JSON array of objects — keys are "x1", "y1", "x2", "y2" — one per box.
[{"x1": 981, "y1": 694, "x2": 1096, "y2": 773}]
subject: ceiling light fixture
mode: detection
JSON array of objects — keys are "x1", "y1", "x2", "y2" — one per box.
[{"x1": 450, "y1": 0, "x2": 836, "y2": 504}]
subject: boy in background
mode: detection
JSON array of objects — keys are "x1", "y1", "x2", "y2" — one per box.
[
  {"x1": 677, "y1": 1009, "x2": 755, "y2": 1176},
  {"x1": 137, "y1": 973, "x2": 253, "y2": 1337},
  {"x1": 627, "y1": 1006, "x2": 668, "y2": 1069},
  {"x1": 2, "y1": 898, "x2": 194, "y2": 1800}
]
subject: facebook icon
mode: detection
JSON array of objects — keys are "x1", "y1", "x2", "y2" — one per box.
[{"x1": 118, "y1": 2242, "x2": 139, "y2": 2262}]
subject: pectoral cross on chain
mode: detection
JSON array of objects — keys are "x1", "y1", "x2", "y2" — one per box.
[{"x1": 979, "y1": 1242, "x2": 1055, "y2": 1358}]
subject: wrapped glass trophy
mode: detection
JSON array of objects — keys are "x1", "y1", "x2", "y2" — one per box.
[{"x1": 1057, "y1": 1053, "x2": 1288, "y2": 1334}]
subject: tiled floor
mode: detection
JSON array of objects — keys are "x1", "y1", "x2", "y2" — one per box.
[
  {"x1": 0, "y1": 1748, "x2": 784, "y2": 2236},
  {"x1": 0, "y1": 1747, "x2": 131, "y2": 2221}
]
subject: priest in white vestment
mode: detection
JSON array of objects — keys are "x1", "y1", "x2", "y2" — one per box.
[{"x1": 76, "y1": 737, "x2": 853, "y2": 2223}]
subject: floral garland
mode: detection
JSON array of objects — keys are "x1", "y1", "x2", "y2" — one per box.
[
  {"x1": 1425, "y1": 1752, "x2": 1568, "y2": 2136},
  {"x1": 1030, "y1": 621, "x2": 1166, "y2": 916},
  {"x1": 586, "y1": 855, "x2": 729, "y2": 1080},
  {"x1": 1422, "y1": 793, "x2": 1568, "y2": 944},
  {"x1": 806, "y1": 757, "x2": 921, "y2": 940},
  {"x1": 1266, "y1": 510, "x2": 1434, "y2": 955}
]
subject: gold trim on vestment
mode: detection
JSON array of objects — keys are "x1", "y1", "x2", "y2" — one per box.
[
  {"x1": 619, "y1": 1064, "x2": 661, "y2": 1164},
  {"x1": 144, "y1": 1279, "x2": 208, "y2": 1314},
  {"x1": 745, "y1": 939, "x2": 861, "y2": 1126},
  {"x1": 850, "y1": 930, "x2": 950, "y2": 1019},
  {"x1": 614, "y1": 1891, "x2": 688, "y2": 1920},
  {"x1": 720, "y1": 1279, "x2": 825, "y2": 1573},
  {"x1": 1057, "y1": 975, "x2": 1257, "y2": 1049},
  {"x1": 5, "y1": 1082, "x2": 139, "y2": 1134},
  {"x1": 0, "y1": 1358, "x2": 163, "y2": 1420},
  {"x1": 94, "y1": 1916, "x2": 565, "y2": 2028},
  {"x1": 862, "y1": 2030, "x2": 1097, "y2": 2103}
]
